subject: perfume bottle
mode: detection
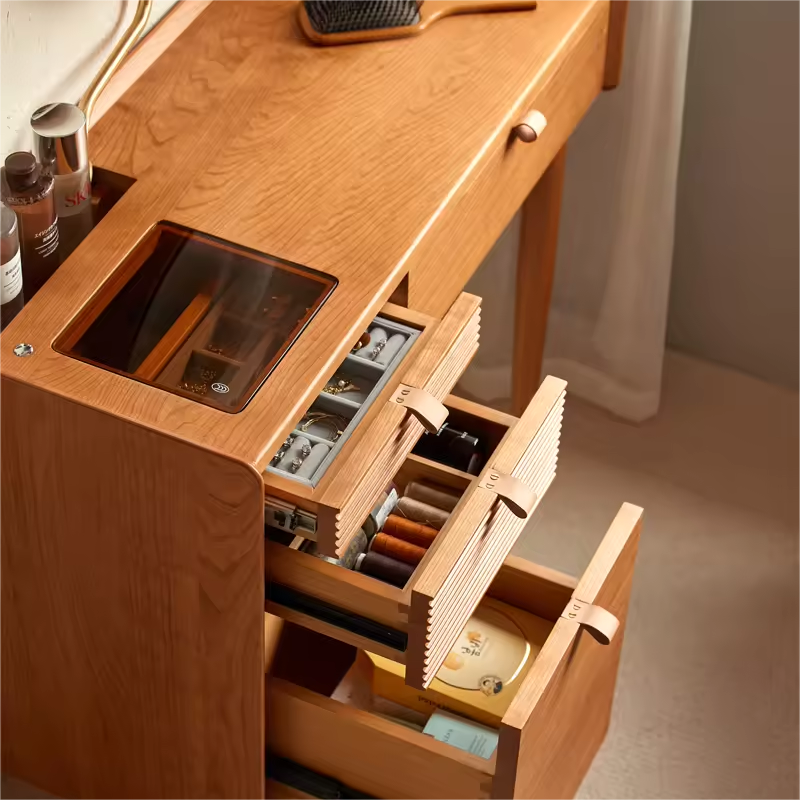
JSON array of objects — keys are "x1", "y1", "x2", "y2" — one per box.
[
  {"x1": 31, "y1": 103, "x2": 92, "y2": 260},
  {"x1": 0, "y1": 203, "x2": 24, "y2": 332},
  {"x1": 1, "y1": 152, "x2": 59, "y2": 298}
]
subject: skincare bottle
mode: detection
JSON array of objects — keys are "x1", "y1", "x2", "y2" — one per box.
[
  {"x1": 31, "y1": 103, "x2": 92, "y2": 259},
  {"x1": 1, "y1": 152, "x2": 59, "y2": 298},
  {"x1": 0, "y1": 203, "x2": 24, "y2": 331}
]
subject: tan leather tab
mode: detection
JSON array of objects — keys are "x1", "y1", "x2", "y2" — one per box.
[
  {"x1": 390, "y1": 384, "x2": 448, "y2": 434},
  {"x1": 477, "y1": 471, "x2": 537, "y2": 519},
  {"x1": 561, "y1": 598, "x2": 619, "y2": 645}
]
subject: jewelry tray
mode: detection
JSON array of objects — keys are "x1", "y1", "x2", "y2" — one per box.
[{"x1": 265, "y1": 315, "x2": 420, "y2": 487}]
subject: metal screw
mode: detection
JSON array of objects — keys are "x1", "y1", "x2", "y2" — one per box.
[{"x1": 13, "y1": 343, "x2": 34, "y2": 357}]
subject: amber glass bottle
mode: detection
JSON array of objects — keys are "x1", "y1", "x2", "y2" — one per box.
[{"x1": 1, "y1": 152, "x2": 59, "y2": 298}]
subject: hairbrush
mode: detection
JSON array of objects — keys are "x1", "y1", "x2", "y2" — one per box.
[{"x1": 299, "y1": 0, "x2": 538, "y2": 46}]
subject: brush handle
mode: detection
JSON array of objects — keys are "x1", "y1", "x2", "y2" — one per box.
[{"x1": 419, "y1": 0, "x2": 538, "y2": 30}]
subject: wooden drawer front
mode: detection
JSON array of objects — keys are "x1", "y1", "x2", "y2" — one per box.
[
  {"x1": 407, "y1": 376, "x2": 566, "y2": 689},
  {"x1": 266, "y1": 378, "x2": 565, "y2": 689},
  {"x1": 266, "y1": 504, "x2": 643, "y2": 800},
  {"x1": 317, "y1": 294, "x2": 481, "y2": 557},
  {"x1": 407, "y1": 0, "x2": 608, "y2": 317},
  {"x1": 493, "y1": 503, "x2": 643, "y2": 798}
]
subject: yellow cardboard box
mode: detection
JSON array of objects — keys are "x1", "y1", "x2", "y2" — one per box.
[{"x1": 366, "y1": 598, "x2": 554, "y2": 728}]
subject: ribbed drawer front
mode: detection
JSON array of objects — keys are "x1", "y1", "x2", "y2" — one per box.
[{"x1": 406, "y1": 377, "x2": 566, "y2": 689}]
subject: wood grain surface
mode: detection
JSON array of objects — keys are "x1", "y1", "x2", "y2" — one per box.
[
  {"x1": 0, "y1": 0, "x2": 610, "y2": 480},
  {"x1": 1, "y1": 378, "x2": 265, "y2": 799},
  {"x1": 487, "y1": 554, "x2": 577, "y2": 621},
  {"x1": 493, "y1": 503, "x2": 643, "y2": 798},
  {"x1": 90, "y1": 0, "x2": 215, "y2": 130}
]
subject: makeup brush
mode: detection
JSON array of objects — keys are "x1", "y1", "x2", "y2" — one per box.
[{"x1": 299, "y1": 0, "x2": 538, "y2": 46}]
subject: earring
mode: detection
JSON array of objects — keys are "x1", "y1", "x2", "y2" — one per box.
[{"x1": 323, "y1": 376, "x2": 360, "y2": 396}]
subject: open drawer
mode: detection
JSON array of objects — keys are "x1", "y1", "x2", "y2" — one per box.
[
  {"x1": 266, "y1": 503, "x2": 643, "y2": 799},
  {"x1": 263, "y1": 293, "x2": 481, "y2": 558},
  {"x1": 265, "y1": 377, "x2": 566, "y2": 688}
]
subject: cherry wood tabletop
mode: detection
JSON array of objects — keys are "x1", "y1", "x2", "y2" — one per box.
[{"x1": 1, "y1": 0, "x2": 609, "y2": 470}]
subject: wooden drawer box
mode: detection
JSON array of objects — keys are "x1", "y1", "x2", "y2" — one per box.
[
  {"x1": 266, "y1": 378, "x2": 566, "y2": 688},
  {"x1": 266, "y1": 504, "x2": 643, "y2": 799},
  {"x1": 264, "y1": 294, "x2": 481, "y2": 558}
]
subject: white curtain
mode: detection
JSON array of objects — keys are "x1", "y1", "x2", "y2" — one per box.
[{"x1": 461, "y1": 1, "x2": 693, "y2": 421}]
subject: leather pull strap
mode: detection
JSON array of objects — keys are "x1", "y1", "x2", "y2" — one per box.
[
  {"x1": 391, "y1": 384, "x2": 448, "y2": 434},
  {"x1": 561, "y1": 598, "x2": 619, "y2": 645},
  {"x1": 477, "y1": 471, "x2": 537, "y2": 519}
]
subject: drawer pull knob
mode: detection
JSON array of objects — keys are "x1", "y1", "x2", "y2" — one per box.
[
  {"x1": 512, "y1": 110, "x2": 547, "y2": 143},
  {"x1": 562, "y1": 599, "x2": 620, "y2": 645},
  {"x1": 477, "y1": 471, "x2": 537, "y2": 519},
  {"x1": 391, "y1": 384, "x2": 448, "y2": 434}
]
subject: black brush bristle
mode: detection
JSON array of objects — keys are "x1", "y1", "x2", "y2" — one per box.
[{"x1": 303, "y1": 1, "x2": 423, "y2": 34}]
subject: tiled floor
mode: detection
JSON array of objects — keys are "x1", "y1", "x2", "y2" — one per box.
[{"x1": 4, "y1": 352, "x2": 798, "y2": 799}]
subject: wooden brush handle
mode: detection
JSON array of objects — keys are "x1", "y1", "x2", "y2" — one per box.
[{"x1": 419, "y1": 0, "x2": 538, "y2": 29}]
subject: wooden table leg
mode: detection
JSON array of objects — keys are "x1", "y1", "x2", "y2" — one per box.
[
  {"x1": 511, "y1": 144, "x2": 567, "y2": 416},
  {"x1": 603, "y1": 0, "x2": 630, "y2": 90}
]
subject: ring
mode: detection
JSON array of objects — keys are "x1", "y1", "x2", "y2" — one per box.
[
  {"x1": 352, "y1": 332, "x2": 371, "y2": 352},
  {"x1": 271, "y1": 436, "x2": 293, "y2": 466},
  {"x1": 289, "y1": 457, "x2": 304, "y2": 473},
  {"x1": 370, "y1": 338, "x2": 387, "y2": 360}
]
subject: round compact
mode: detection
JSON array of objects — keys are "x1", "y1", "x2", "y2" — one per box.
[{"x1": 436, "y1": 604, "x2": 532, "y2": 697}]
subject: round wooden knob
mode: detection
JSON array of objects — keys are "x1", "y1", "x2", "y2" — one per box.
[{"x1": 513, "y1": 110, "x2": 548, "y2": 143}]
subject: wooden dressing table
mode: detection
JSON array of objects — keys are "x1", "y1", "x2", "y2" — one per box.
[{"x1": 1, "y1": 2, "x2": 639, "y2": 798}]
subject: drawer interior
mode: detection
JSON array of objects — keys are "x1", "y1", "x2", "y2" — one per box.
[
  {"x1": 266, "y1": 504, "x2": 643, "y2": 800},
  {"x1": 263, "y1": 294, "x2": 482, "y2": 556},
  {"x1": 267, "y1": 622, "x2": 498, "y2": 799},
  {"x1": 265, "y1": 314, "x2": 420, "y2": 487},
  {"x1": 265, "y1": 396, "x2": 518, "y2": 660},
  {"x1": 265, "y1": 557, "x2": 568, "y2": 800},
  {"x1": 265, "y1": 443, "x2": 477, "y2": 659},
  {"x1": 265, "y1": 381, "x2": 564, "y2": 687}
]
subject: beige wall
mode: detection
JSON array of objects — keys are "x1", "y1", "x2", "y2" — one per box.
[
  {"x1": 668, "y1": 0, "x2": 799, "y2": 388},
  {"x1": 0, "y1": 1, "x2": 176, "y2": 160}
]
